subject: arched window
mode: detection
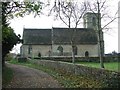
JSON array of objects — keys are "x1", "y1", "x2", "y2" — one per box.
[
  {"x1": 92, "y1": 17, "x2": 96, "y2": 26},
  {"x1": 28, "y1": 45, "x2": 32, "y2": 54},
  {"x1": 73, "y1": 46, "x2": 77, "y2": 55},
  {"x1": 84, "y1": 18, "x2": 87, "y2": 28},
  {"x1": 38, "y1": 52, "x2": 41, "y2": 57},
  {"x1": 57, "y1": 46, "x2": 63, "y2": 55},
  {"x1": 85, "y1": 51, "x2": 89, "y2": 57}
]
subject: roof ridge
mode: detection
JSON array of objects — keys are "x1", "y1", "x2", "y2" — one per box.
[{"x1": 24, "y1": 28, "x2": 51, "y2": 30}]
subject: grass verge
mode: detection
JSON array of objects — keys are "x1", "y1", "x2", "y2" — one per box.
[
  {"x1": 8, "y1": 59, "x2": 107, "y2": 88},
  {"x1": 2, "y1": 66, "x2": 13, "y2": 87},
  {"x1": 75, "y1": 62, "x2": 119, "y2": 72}
]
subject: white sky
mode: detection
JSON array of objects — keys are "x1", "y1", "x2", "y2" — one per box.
[{"x1": 9, "y1": 0, "x2": 119, "y2": 54}]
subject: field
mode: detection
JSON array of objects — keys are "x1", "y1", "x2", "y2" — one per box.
[{"x1": 76, "y1": 62, "x2": 119, "y2": 72}]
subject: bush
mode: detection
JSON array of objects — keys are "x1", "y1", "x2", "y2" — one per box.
[
  {"x1": 2, "y1": 66, "x2": 13, "y2": 87},
  {"x1": 18, "y1": 57, "x2": 27, "y2": 62},
  {"x1": 5, "y1": 54, "x2": 13, "y2": 61}
]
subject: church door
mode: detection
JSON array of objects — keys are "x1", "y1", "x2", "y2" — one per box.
[{"x1": 85, "y1": 51, "x2": 89, "y2": 57}]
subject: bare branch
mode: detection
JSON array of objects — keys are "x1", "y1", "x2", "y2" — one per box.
[
  {"x1": 102, "y1": 17, "x2": 117, "y2": 30},
  {"x1": 58, "y1": 13, "x2": 69, "y2": 27},
  {"x1": 100, "y1": 0, "x2": 106, "y2": 10}
]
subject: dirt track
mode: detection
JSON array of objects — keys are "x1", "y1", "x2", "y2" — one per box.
[{"x1": 5, "y1": 63, "x2": 62, "y2": 88}]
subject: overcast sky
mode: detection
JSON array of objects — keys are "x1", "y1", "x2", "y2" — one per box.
[{"x1": 9, "y1": 0, "x2": 119, "y2": 54}]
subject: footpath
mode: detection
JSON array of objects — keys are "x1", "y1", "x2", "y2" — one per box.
[{"x1": 4, "y1": 63, "x2": 62, "y2": 88}]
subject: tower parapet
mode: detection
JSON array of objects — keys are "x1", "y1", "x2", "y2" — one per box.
[{"x1": 83, "y1": 12, "x2": 101, "y2": 30}]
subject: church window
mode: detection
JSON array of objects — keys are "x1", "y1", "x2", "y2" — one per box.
[
  {"x1": 28, "y1": 45, "x2": 32, "y2": 54},
  {"x1": 92, "y1": 17, "x2": 96, "y2": 26},
  {"x1": 73, "y1": 46, "x2": 77, "y2": 55},
  {"x1": 57, "y1": 46, "x2": 63, "y2": 55},
  {"x1": 85, "y1": 51, "x2": 89, "y2": 57}
]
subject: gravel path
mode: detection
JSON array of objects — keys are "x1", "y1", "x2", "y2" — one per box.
[{"x1": 5, "y1": 63, "x2": 62, "y2": 88}]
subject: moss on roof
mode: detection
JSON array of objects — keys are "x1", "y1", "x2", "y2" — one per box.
[
  {"x1": 52, "y1": 28, "x2": 98, "y2": 44},
  {"x1": 23, "y1": 28, "x2": 51, "y2": 45},
  {"x1": 23, "y1": 28, "x2": 98, "y2": 45}
]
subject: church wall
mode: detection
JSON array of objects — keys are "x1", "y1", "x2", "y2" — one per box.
[
  {"x1": 52, "y1": 45, "x2": 72, "y2": 56},
  {"x1": 21, "y1": 44, "x2": 99, "y2": 57},
  {"x1": 20, "y1": 45, "x2": 29, "y2": 57},
  {"x1": 77, "y1": 44, "x2": 99, "y2": 57},
  {"x1": 21, "y1": 45, "x2": 51, "y2": 58},
  {"x1": 52, "y1": 44, "x2": 99, "y2": 57},
  {"x1": 32, "y1": 45, "x2": 51, "y2": 57}
]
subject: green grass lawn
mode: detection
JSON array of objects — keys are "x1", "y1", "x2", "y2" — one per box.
[
  {"x1": 2, "y1": 66, "x2": 13, "y2": 87},
  {"x1": 76, "y1": 62, "x2": 119, "y2": 72}
]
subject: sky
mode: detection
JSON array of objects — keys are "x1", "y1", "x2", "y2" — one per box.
[{"x1": 9, "y1": 0, "x2": 119, "y2": 54}]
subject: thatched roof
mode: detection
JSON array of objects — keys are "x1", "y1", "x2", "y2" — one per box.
[
  {"x1": 23, "y1": 28, "x2": 51, "y2": 45},
  {"x1": 52, "y1": 28, "x2": 98, "y2": 44},
  {"x1": 23, "y1": 27, "x2": 98, "y2": 45}
]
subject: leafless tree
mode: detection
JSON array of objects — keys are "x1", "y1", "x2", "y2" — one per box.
[
  {"x1": 87, "y1": 0, "x2": 118, "y2": 68},
  {"x1": 48, "y1": 0, "x2": 118, "y2": 66},
  {"x1": 48, "y1": 0, "x2": 88, "y2": 63}
]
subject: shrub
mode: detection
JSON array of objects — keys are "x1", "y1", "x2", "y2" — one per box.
[
  {"x1": 18, "y1": 57, "x2": 27, "y2": 62},
  {"x1": 5, "y1": 54, "x2": 13, "y2": 61}
]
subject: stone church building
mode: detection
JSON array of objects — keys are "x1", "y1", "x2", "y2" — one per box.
[{"x1": 20, "y1": 12, "x2": 104, "y2": 58}]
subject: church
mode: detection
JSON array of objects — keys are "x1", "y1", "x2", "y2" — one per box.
[{"x1": 20, "y1": 12, "x2": 104, "y2": 58}]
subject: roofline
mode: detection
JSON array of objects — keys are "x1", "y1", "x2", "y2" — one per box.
[
  {"x1": 23, "y1": 44, "x2": 52, "y2": 45},
  {"x1": 23, "y1": 28, "x2": 51, "y2": 30},
  {"x1": 23, "y1": 43, "x2": 97, "y2": 45},
  {"x1": 83, "y1": 12, "x2": 101, "y2": 18},
  {"x1": 23, "y1": 27, "x2": 94, "y2": 30},
  {"x1": 52, "y1": 27, "x2": 94, "y2": 30}
]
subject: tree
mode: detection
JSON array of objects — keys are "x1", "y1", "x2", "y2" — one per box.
[
  {"x1": 2, "y1": 1, "x2": 43, "y2": 67},
  {"x1": 49, "y1": 0, "x2": 87, "y2": 63},
  {"x1": 87, "y1": 0, "x2": 118, "y2": 68},
  {"x1": 2, "y1": 25, "x2": 20, "y2": 67},
  {"x1": 49, "y1": 0, "x2": 118, "y2": 67}
]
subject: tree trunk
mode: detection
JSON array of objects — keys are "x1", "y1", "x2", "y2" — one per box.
[
  {"x1": 2, "y1": 53, "x2": 5, "y2": 68},
  {"x1": 2, "y1": 57, "x2": 5, "y2": 72},
  {"x1": 100, "y1": 54, "x2": 104, "y2": 68},
  {"x1": 72, "y1": 46, "x2": 75, "y2": 63},
  {"x1": 99, "y1": 40, "x2": 105, "y2": 68},
  {"x1": 97, "y1": 1, "x2": 104, "y2": 68}
]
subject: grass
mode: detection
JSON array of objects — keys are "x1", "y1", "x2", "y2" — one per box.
[
  {"x1": 75, "y1": 62, "x2": 119, "y2": 72},
  {"x1": 8, "y1": 59, "x2": 107, "y2": 88},
  {"x1": 2, "y1": 66, "x2": 14, "y2": 87}
]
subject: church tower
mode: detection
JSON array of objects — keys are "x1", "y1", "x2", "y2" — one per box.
[
  {"x1": 83, "y1": 12, "x2": 104, "y2": 56},
  {"x1": 83, "y1": 12, "x2": 101, "y2": 30}
]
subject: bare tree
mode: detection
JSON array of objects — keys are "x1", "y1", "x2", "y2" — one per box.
[
  {"x1": 48, "y1": 0, "x2": 87, "y2": 63},
  {"x1": 87, "y1": 0, "x2": 118, "y2": 68},
  {"x1": 48, "y1": 0, "x2": 118, "y2": 66}
]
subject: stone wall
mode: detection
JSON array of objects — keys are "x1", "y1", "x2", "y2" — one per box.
[
  {"x1": 37, "y1": 56, "x2": 119, "y2": 63},
  {"x1": 29, "y1": 59, "x2": 120, "y2": 88},
  {"x1": 77, "y1": 44, "x2": 99, "y2": 57},
  {"x1": 21, "y1": 45, "x2": 51, "y2": 57},
  {"x1": 21, "y1": 44, "x2": 99, "y2": 58},
  {"x1": 52, "y1": 44, "x2": 99, "y2": 57}
]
